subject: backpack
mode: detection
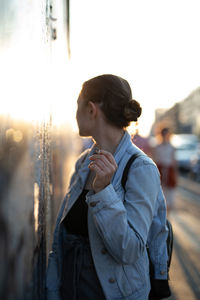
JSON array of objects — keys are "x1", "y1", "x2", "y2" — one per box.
[{"x1": 121, "y1": 153, "x2": 173, "y2": 299}]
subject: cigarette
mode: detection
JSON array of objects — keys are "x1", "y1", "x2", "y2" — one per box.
[{"x1": 95, "y1": 147, "x2": 101, "y2": 154}]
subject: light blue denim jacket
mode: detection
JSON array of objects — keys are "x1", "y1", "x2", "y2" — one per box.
[{"x1": 46, "y1": 131, "x2": 168, "y2": 300}]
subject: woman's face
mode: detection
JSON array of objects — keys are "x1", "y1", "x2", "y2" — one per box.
[{"x1": 76, "y1": 94, "x2": 91, "y2": 137}]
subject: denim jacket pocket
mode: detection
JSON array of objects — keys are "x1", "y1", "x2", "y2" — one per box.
[
  {"x1": 115, "y1": 264, "x2": 132, "y2": 297},
  {"x1": 123, "y1": 255, "x2": 149, "y2": 294}
]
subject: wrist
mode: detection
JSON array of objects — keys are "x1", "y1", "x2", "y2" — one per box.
[
  {"x1": 94, "y1": 187, "x2": 103, "y2": 193},
  {"x1": 94, "y1": 183, "x2": 109, "y2": 193}
]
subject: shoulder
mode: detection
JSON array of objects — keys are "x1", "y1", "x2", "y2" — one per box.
[
  {"x1": 169, "y1": 142, "x2": 175, "y2": 150},
  {"x1": 127, "y1": 152, "x2": 160, "y2": 180},
  {"x1": 126, "y1": 145, "x2": 157, "y2": 168},
  {"x1": 123, "y1": 140, "x2": 157, "y2": 167},
  {"x1": 136, "y1": 154, "x2": 157, "y2": 167},
  {"x1": 154, "y1": 143, "x2": 162, "y2": 151},
  {"x1": 124, "y1": 144, "x2": 159, "y2": 172},
  {"x1": 123, "y1": 152, "x2": 161, "y2": 199}
]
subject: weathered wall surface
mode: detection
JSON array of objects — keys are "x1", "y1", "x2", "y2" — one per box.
[
  {"x1": 0, "y1": 1, "x2": 80, "y2": 299},
  {"x1": 0, "y1": 118, "x2": 80, "y2": 300}
]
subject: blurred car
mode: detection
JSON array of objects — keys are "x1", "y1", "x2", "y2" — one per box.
[
  {"x1": 171, "y1": 134, "x2": 199, "y2": 172},
  {"x1": 190, "y1": 144, "x2": 200, "y2": 181}
]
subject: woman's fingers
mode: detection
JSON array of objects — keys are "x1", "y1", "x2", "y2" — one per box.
[
  {"x1": 89, "y1": 160, "x2": 107, "y2": 172},
  {"x1": 89, "y1": 160, "x2": 113, "y2": 177},
  {"x1": 89, "y1": 155, "x2": 112, "y2": 171},
  {"x1": 98, "y1": 150, "x2": 118, "y2": 168},
  {"x1": 88, "y1": 161, "x2": 112, "y2": 193},
  {"x1": 88, "y1": 161, "x2": 104, "y2": 174},
  {"x1": 89, "y1": 151, "x2": 118, "y2": 171},
  {"x1": 88, "y1": 150, "x2": 118, "y2": 193}
]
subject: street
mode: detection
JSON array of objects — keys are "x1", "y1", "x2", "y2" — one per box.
[{"x1": 168, "y1": 176, "x2": 200, "y2": 300}]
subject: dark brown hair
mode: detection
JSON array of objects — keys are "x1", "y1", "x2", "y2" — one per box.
[{"x1": 80, "y1": 74, "x2": 142, "y2": 128}]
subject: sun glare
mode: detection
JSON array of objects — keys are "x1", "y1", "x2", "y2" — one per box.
[
  {"x1": 1, "y1": 0, "x2": 200, "y2": 137},
  {"x1": 0, "y1": 43, "x2": 80, "y2": 130}
]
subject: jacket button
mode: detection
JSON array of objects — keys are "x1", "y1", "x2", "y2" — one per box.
[
  {"x1": 101, "y1": 248, "x2": 107, "y2": 254},
  {"x1": 160, "y1": 270, "x2": 166, "y2": 275},
  {"x1": 108, "y1": 278, "x2": 116, "y2": 283},
  {"x1": 90, "y1": 202, "x2": 97, "y2": 207}
]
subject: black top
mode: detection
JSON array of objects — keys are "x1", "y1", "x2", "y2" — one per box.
[{"x1": 63, "y1": 189, "x2": 89, "y2": 236}]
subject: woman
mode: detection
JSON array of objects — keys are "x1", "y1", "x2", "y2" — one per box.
[{"x1": 46, "y1": 74, "x2": 169, "y2": 300}]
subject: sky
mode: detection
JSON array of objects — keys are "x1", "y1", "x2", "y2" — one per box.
[
  {"x1": 0, "y1": 0, "x2": 200, "y2": 136},
  {"x1": 68, "y1": 0, "x2": 200, "y2": 135}
]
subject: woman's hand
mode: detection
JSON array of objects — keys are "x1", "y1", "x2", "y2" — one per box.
[{"x1": 88, "y1": 150, "x2": 118, "y2": 193}]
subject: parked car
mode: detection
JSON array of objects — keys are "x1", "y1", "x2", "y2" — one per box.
[{"x1": 171, "y1": 134, "x2": 199, "y2": 172}]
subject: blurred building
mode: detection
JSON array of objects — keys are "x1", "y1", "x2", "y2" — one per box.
[
  {"x1": 179, "y1": 87, "x2": 200, "y2": 136},
  {"x1": 152, "y1": 87, "x2": 200, "y2": 138}
]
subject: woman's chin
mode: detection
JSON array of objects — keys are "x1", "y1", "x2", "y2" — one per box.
[{"x1": 79, "y1": 131, "x2": 89, "y2": 138}]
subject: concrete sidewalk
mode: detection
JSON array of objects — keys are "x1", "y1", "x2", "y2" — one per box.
[{"x1": 178, "y1": 176, "x2": 200, "y2": 195}]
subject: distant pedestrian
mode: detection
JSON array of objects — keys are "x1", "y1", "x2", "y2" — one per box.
[
  {"x1": 132, "y1": 129, "x2": 152, "y2": 156},
  {"x1": 153, "y1": 127, "x2": 177, "y2": 214}
]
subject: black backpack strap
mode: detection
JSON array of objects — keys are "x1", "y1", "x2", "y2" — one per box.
[
  {"x1": 121, "y1": 153, "x2": 144, "y2": 189},
  {"x1": 166, "y1": 219, "x2": 173, "y2": 269}
]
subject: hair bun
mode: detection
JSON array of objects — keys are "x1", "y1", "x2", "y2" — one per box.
[{"x1": 123, "y1": 99, "x2": 142, "y2": 122}]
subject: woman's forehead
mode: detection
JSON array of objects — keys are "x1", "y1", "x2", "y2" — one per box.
[{"x1": 77, "y1": 94, "x2": 81, "y2": 103}]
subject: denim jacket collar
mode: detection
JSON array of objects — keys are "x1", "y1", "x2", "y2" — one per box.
[
  {"x1": 113, "y1": 130, "x2": 133, "y2": 164},
  {"x1": 78, "y1": 131, "x2": 134, "y2": 188}
]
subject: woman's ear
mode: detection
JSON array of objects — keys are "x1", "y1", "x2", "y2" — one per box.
[{"x1": 88, "y1": 101, "x2": 98, "y2": 119}]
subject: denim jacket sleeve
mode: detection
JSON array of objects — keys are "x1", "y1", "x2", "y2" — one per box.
[
  {"x1": 86, "y1": 157, "x2": 160, "y2": 265},
  {"x1": 147, "y1": 187, "x2": 169, "y2": 279}
]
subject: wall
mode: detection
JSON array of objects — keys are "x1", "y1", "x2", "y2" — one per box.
[{"x1": 0, "y1": 1, "x2": 81, "y2": 299}]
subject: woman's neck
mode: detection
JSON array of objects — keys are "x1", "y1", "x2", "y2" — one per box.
[{"x1": 92, "y1": 127, "x2": 125, "y2": 154}]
